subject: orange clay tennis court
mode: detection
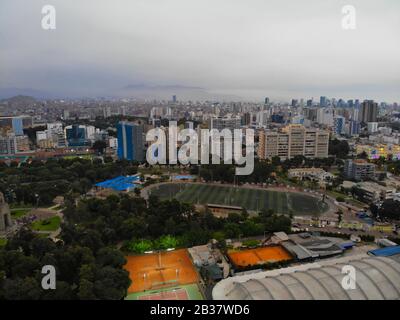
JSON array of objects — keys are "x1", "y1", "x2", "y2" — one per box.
[
  {"x1": 124, "y1": 249, "x2": 200, "y2": 293},
  {"x1": 228, "y1": 246, "x2": 293, "y2": 268}
]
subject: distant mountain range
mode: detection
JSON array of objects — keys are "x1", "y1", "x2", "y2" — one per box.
[
  {"x1": 0, "y1": 88, "x2": 60, "y2": 100},
  {"x1": 0, "y1": 95, "x2": 38, "y2": 105},
  {"x1": 0, "y1": 84, "x2": 240, "y2": 102}
]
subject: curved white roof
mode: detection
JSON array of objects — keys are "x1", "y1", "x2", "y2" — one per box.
[{"x1": 213, "y1": 254, "x2": 400, "y2": 300}]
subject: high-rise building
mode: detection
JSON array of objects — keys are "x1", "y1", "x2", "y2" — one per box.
[
  {"x1": 11, "y1": 117, "x2": 24, "y2": 135},
  {"x1": 359, "y1": 100, "x2": 378, "y2": 123},
  {"x1": 257, "y1": 130, "x2": 266, "y2": 159},
  {"x1": 102, "y1": 106, "x2": 112, "y2": 118},
  {"x1": 256, "y1": 111, "x2": 270, "y2": 127},
  {"x1": 0, "y1": 116, "x2": 32, "y2": 135},
  {"x1": 344, "y1": 159, "x2": 375, "y2": 181},
  {"x1": 367, "y1": 122, "x2": 379, "y2": 134},
  {"x1": 347, "y1": 100, "x2": 354, "y2": 108},
  {"x1": 65, "y1": 124, "x2": 90, "y2": 147},
  {"x1": 15, "y1": 135, "x2": 30, "y2": 152},
  {"x1": 63, "y1": 110, "x2": 70, "y2": 120},
  {"x1": 258, "y1": 125, "x2": 329, "y2": 160},
  {"x1": 333, "y1": 116, "x2": 345, "y2": 135},
  {"x1": 172, "y1": 95, "x2": 177, "y2": 103},
  {"x1": 271, "y1": 114, "x2": 285, "y2": 124},
  {"x1": 0, "y1": 135, "x2": 17, "y2": 155},
  {"x1": 316, "y1": 108, "x2": 334, "y2": 126},
  {"x1": 241, "y1": 112, "x2": 251, "y2": 126},
  {"x1": 264, "y1": 97, "x2": 270, "y2": 105},
  {"x1": 351, "y1": 107, "x2": 359, "y2": 121},
  {"x1": 36, "y1": 123, "x2": 66, "y2": 148},
  {"x1": 348, "y1": 120, "x2": 360, "y2": 136},
  {"x1": 210, "y1": 117, "x2": 241, "y2": 131},
  {"x1": 120, "y1": 105, "x2": 127, "y2": 116},
  {"x1": 320, "y1": 96, "x2": 327, "y2": 107},
  {"x1": 117, "y1": 121, "x2": 144, "y2": 162}
]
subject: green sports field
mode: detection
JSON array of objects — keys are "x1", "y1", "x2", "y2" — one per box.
[{"x1": 150, "y1": 183, "x2": 328, "y2": 216}]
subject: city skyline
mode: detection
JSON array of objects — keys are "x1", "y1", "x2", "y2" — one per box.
[{"x1": 1, "y1": 0, "x2": 400, "y2": 101}]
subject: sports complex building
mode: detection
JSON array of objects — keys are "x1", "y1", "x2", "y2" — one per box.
[{"x1": 212, "y1": 251, "x2": 400, "y2": 300}]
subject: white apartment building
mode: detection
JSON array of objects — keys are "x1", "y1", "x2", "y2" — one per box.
[
  {"x1": 210, "y1": 116, "x2": 241, "y2": 131},
  {"x1": 316, "y1": 108, "x2": 334, "y2": 126},
  {"x1": 36, "y1": 122, "x2": 66, "y2": 148},
  {"x1": 367, "y1": 122, "x2": 379, "y2": 134},
  {"x1": 258, "y1": 125, "x2": 329, "y2": 160}
]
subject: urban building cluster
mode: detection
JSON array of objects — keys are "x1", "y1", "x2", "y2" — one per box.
[{"x1": 2, "y1": 94, "x2": 400, "y2": 302}]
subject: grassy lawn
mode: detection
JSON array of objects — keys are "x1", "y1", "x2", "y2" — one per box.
[
  {"x1": 10, "y1": 208, "x2": 32, "y2": 218},
  {"x1": 150, "y1": 183, "x2": 328, "y2": 216},
  {"x1": 0, "y1": 238, "x2": 7, "y2": 247},
  {"x1": 327, "y1": 191, "x2": 367, "y2": 208},
  {"x1": 31, "y1": 216, "x2": 61, "y2": 232}
]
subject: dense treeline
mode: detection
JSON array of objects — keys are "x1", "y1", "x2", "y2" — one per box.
[
  {"x1": 0, "y1": 194, "x2": 291, "y2": 300},
  {"x1": 371, "y1": 199, "x2": 400, "y2": 220},
  {"x1": 0, "y1": 158, "x2": 138, "y2": 206},
  {"x1": 0, "y1": 228, "x2": 130, "y2": 300},
  {"x1": 196, "y1": 157, "x2": 336, "y2": 184},
  {"x1": 62, "y1": 194, "x2": 292, "y2": 248},
  {"x1": 329, "y1": 139, "x2": 350, "y2": 159}
]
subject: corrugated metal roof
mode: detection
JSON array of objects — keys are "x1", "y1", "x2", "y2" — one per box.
[{"x1": 213, "y1": 254, "x2": 400, "y2": 300}]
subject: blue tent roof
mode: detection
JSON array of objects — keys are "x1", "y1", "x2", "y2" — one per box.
[
  {"x1": 95, "y1": 175, "x2": 140, "y2": 191},
  {"x1": 369, "y1": 246, "x2": 400, "y2": 257}
]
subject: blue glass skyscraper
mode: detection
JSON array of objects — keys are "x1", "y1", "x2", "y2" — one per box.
[
  {"x1": 66, "y1": 124, "x2": 88, "y2": 147},
  {"x1": 349, "y1": 120, "x2": 360, "y2": 136},
  {"x1": 334, "y1": 116, "x2": 345, "y2": 135},
  {"x1": 117, "y1": 122, "x2": 144, "y2": 162},
  {"x1": 11, "y1": 117, "x2": 24, "y2": 136}
]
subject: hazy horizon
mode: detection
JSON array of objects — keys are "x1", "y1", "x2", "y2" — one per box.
[{"x1": 1, "y1": 0, "x2": 399, "y2": 102}]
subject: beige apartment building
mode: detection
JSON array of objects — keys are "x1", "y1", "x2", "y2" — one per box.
[{"x1": 258, "y1": 125, "x2": 329, "y2": 160}]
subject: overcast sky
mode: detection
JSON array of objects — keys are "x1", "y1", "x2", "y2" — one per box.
[{"x1": 1, "y1": 0, "x2": 399, "y2": 102}]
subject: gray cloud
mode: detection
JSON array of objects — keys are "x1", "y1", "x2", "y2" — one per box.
[{"x1": 0, "y1": 0, "x2": 399, "y2": 101}]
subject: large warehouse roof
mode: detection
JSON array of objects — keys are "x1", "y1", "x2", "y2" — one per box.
[{"x1": 213, "y1": 254, "x2": 400, "y2": 300}]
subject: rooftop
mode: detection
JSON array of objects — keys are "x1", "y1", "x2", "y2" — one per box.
[
  {"x1": 95, "y1": 175, "x2": 140, "y2": 192},
  {"x1": 212, "y1": 254, "x2": 400, "y2": 300}
]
